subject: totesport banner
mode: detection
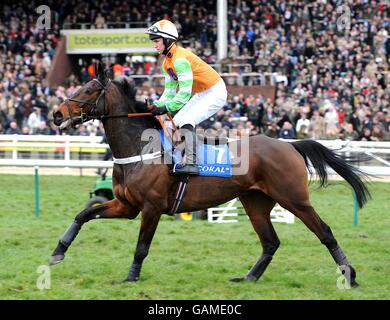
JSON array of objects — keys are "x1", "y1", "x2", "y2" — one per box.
[{"x1": 61, "y1": 29, "x2": 154, "y2": 54}]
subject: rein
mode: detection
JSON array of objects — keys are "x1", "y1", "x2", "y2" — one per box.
[
  {"x1": 101, "y1": 112, "x2": 154, "y2": 120},
  {"x1": 64, "y1": 79, "x2": 156, "y2": 126}
]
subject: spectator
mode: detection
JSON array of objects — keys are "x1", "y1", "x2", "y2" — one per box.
[
  {"x1": 324, "y1": 103, "x2": 339, "y2": 135},
  {"x1": 27, "y1": 107, "x2": 44, "y2": 134},
  {"x1": 296, "y1": 124, "x2": 309, "y2": 140},
  {"x1": 339, "y1": 123, "x2": 359, "y2": 141},
  {"x1": 296, "y1": 113, "x2": 310, "y2": 136},
  {"x1": 279, "y1": 121, "x2": 296, "y2": 139},
  {"x1": 371, "y1": 124, "x2": 387, "y2": 141},
  {"x1": 5, "y1": 121, "x2": 20, "y2": 134},
  {"x1": 35, "y1": 121, "x2": 51, "y2": 135},
  {"x1": 359, "y1": 127, "x2": 373, "y2": 141},
  {"x1": 21, "y1": 126, "x2": 30, "y2": 135},
  {"x1": 264, "y1": 121, "x2": 278, "y2": 138},
  {"x1": 262, "y1": 107, "x2": 277, "y2": 131},
  {"x1": 349, "y1": 110, "x2": 362, "y2": 134},
  {"x1": 73, "y1": 124, "x2": 90, "y2": 136},
  {"x1": 95, "y1": 13, "x2": 105, "y2": 29}
]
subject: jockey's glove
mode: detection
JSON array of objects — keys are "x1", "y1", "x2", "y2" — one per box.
[{"x1": 148, "y1": 104, "x2": 168, "y2": 116}]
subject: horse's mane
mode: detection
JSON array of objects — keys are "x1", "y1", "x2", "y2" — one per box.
[
  {"x1": 112, "y1": 76, "x2": 137, "y2": 101},
  {"x1": 112, "y1": 76, "x2": 161, "y2": 129}
]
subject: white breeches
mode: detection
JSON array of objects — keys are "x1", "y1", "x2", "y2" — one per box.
[{"x1": 170, "y1": 79, "x2": 227, "y2": 128}]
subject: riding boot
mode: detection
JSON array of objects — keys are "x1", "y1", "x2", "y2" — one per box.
[{"x1": 173, "y1": 124, "x2": 199, "y2": 175}]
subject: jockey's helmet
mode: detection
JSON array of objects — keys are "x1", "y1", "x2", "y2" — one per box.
[{"x1": 146, "y1": 20, "x2": 178, "y2": 41}]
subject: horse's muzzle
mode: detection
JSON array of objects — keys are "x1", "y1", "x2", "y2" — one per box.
[{"x1": 53, "y1": 111, "x2": 63, "y2": 126}]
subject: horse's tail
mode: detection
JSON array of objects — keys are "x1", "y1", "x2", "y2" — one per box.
[{"x1": 290, "y1": 140, "x2": 370, "y2": 208}]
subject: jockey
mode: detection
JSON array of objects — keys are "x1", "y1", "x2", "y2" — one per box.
[{"x1": 145, "y1": 19, "x2": 227, "y2": 175}]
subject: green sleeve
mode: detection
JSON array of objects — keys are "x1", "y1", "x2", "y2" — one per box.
[
  {"x1": 155, "y1": 58, "x2": 193, "y2": 112},
  {"x1": 154, "y1": 68, "x2": 177, "y2": 108}
]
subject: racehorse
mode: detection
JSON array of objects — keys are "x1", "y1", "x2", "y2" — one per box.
[{"x1": 51, "y1": 62, "x2": 370, "y2": 286}]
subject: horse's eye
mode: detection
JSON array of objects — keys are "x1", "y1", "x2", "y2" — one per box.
[{"x1": 85, "y1": 89, "x2": 92, "y2": 94}]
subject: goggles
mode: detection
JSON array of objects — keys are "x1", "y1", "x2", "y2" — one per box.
[{"x1": 147, "y1": 26, "x2": 160, "y2": 34}]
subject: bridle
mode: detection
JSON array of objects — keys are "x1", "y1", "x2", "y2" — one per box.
[
  {"x1": 64, "y1": 78, "x2": 111, "y2": 127},
  {"x1": 61, "y1": 78, "x2": 175, "y2": 129}
]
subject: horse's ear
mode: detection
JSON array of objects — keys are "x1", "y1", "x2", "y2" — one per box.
[
  {"x1": 93, "y1": 62, "x2": 98, "y2": 77},
  {"x1": 122, "y1": 77, "x2": 136, "y2": 100},
  {"x1": 105, "y1": 68, "x2": 113, "y2": 80},
  {"x1": 94, "y1": 61, "x2": 106, "y2": 81}
]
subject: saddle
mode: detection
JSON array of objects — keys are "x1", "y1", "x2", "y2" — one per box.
[
  {"x1": 155, "y1": 114, "x2": 228, "y2": 146},
  {"x1": 155, "y1": 114, "x2": 233, "y2": 178}
]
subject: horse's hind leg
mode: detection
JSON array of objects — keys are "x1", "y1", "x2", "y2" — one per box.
[
  {"x1": 231, "y1": 190, "x2": 279, "y2": 282},
  {"x1": 49, "y1": 199, "x2": 139, "y2": 265},
  {"x1": 280, "y1": 199, "x2": 359, "y2": 288},
  {"x1": 124, "y1": 205, "x2": 162, "y2": 282}
]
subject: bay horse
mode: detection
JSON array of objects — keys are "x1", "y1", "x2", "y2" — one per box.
[{"x1": 51, "y1": 62, "x2": 370, "y2": 286}]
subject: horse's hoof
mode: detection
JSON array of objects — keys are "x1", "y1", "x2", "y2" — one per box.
[
  {"x1": 123, "y1": 276, "x2": 139, "y2": 282},
  {"x1": 49, "y1": 254, "x2": 64, "y2": 265},
  {"x1": 351, "y1": 281, "x2": 359, "y2": 288},
  {"x1": 230, "y1": 275, "x2": 257, "y2": 282},
  {"x1": 229, "y1": 277, "x2": 246, "y2": 282},
  {"x1": 111, "y1": 279, "x2": 128, "y2": 285}
]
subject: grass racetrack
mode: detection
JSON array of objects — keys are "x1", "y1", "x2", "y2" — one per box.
[{"x1": 0, "y1": 174, "x2": 389, "y2": 300}]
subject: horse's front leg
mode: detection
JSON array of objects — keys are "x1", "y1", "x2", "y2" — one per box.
[
  {"x1": 124, "y1": 208, "x2": 162, "y2": 282},
  {"x1": 49, "y1": 199, "x2": 139, "y2": 265}
]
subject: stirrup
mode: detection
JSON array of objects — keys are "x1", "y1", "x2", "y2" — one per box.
[{"x1": 172, "y1": 163, "x2": 199, "y2": 175}]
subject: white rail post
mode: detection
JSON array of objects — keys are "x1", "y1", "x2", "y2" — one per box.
[
  {"x1": 12, "y1": 136, "x2": 18, "y2": 160},
  {"x1": 64, "y1": 139, "x2": 70, "y2": 170}
]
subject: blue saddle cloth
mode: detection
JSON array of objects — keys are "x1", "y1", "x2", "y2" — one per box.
[
  {"x1": 160, "y1": 130, "x2": 232, "y2": 178},
  {"x1": 197, "y1": 144, "x2": 232, "y2": 177}
]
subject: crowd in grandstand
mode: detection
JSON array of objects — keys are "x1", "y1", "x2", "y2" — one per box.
[{"x1": 0, "y1": 0, "x2": 389, "y2": 141}]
